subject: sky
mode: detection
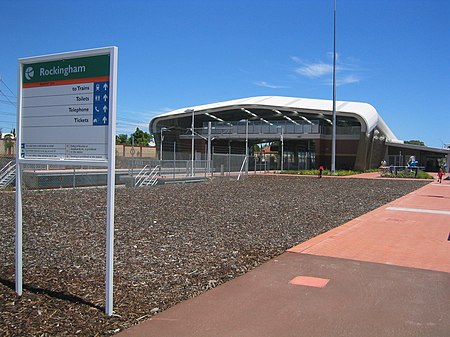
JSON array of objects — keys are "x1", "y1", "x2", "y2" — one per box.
[{"x1": 0, "y1": 0, "x2": 449, "y2": 148}]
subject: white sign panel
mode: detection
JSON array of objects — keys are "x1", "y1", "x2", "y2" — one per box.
[{"x1": 18, "y1": 48, "x2": 117, "y2": 165}]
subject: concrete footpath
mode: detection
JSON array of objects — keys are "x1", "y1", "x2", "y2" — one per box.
[{"x1": 117, "y1": 178, "x2": 450, "y2": 337}]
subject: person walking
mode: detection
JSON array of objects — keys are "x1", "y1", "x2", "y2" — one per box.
[{"x1": 437, "y1": 168, "x2": 444, "y2": 183}]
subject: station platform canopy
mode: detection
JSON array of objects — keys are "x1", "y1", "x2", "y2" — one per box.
[{"x1": 150, "y1": 96, "x2": 399, "y2": 142}]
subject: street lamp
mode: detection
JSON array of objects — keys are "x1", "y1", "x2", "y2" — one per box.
[
  {"x1": 331, "y1": 0, "x2": 337, "y2": 173},
  {"x1": 160, "y1": 127, "x2": 168, "y2": 161},
  {"x1": 245, "y1": 119, "x2": 249, "y2": 174},
  {"x1": 239, "y1": 119, "x2": 250, "y2": 176},
  {"x1": 185, "y1": 109, "x2": 195, "y2": 176},
  {"x1": 207, "y1": 122, "x2": 212, "y2": 176},
  {"x1": 281, "y1": 128, "x2": 284, "y2": 172},
  {"x1": 277, "y1": 126, "x2": 284, "y2": 172}
]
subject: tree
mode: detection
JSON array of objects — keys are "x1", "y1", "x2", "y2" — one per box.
[
  {"x1": 116, "y1": 134, "x2": 128, "y2": 144},
  {"x1": 129, "y1": 127, "x2": 153, "y2": 146},
  {"x1": 404, "y1": 140, "x2": 425, "y2": 146},
  {"x1": 115, "y1": 128, "x2": 154, "y2": 146}
]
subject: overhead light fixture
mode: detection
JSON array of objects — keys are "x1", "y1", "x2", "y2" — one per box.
[
  {"x1": 273, "y1": 109, "x2": 282, "y2": 115},
  {"x1": 241, "y1": 107, "x2": 258, "y2": 118},
  {"x1": 300, "y1": 116, "x2": 312, "y2": 124},
  {"x1": 205, "y1": 112, "x2": 224, "y2": 122},
  {"x1": 283, "y1": 115, "x2": 299, "y2": 125}
]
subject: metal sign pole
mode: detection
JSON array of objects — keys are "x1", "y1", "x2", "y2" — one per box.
[
  {"x1": 105, "y1": 146, "x2": 115, "y2": 316},
  {"x1": 105, "y1": 47, "x2": 117, "y2": 316},
  {"x1": 15, "y1": 59, "x2": 24, "y2": 296},
  {"x1": 15, "y1": 161, "x2": 22, "y2": 296}
]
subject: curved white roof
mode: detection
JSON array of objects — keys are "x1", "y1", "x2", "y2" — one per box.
[{"x1": 153, "y1": 96, "x2": 398, "y2": 141}]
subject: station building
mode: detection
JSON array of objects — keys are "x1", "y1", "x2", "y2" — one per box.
[{"x1": 149, "y1": 96, "x2": 449, "y2": 171}]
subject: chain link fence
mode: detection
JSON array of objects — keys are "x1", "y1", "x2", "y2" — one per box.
[
  {"x1": 0, "y1": 140, "x2": 295, "y2": 190},
  {"x1": 0, "y1": 139, "x2": 315, "y2": 190}
]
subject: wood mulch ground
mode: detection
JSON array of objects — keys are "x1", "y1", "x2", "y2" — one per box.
[{"x1": 0, "y1": 175, "x2": 428, "y2": 336}]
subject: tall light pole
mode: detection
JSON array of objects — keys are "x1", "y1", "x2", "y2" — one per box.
[
  {"x1": 245, "y1": 119, "x2": 249, "y2": 175},
  {"x1": 280, "y1": 127, "x2": 284, "y2": 172},
  {"x1": 185, "y1": 108, "x2": 195, "y2": 176},
  {"x1": 207, "y1": 121, "x2": 212, "y2": 176},
  {"x1": 160, "y1": 127, "x2": 167, "y2": 161},
  {"x1": 277, "y1": 126, "x2": 284, "y2": 172},
  {"x1": 331, "y1": 0, "x2": 337, "y2": 173}
]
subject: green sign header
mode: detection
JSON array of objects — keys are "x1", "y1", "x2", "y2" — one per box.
[{"x1": 23, "y1": 54, "x2": 110, "y2": 83}]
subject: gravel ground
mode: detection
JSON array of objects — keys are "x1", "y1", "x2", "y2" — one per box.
[{"x1": 0, "y1": 175, "x2": 428, "y2": 336}]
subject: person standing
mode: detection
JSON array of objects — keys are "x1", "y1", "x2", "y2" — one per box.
[{"x1": 318, "y1": 165, "x2": 324, "y2": 178}]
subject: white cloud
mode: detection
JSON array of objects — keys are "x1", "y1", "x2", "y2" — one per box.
[
  {"x1": 295, "y1": 63, "x2": 333, "y2": 78},
  {"x1": 290, "y1": 56, "x2": 302, "y2": 63},
  {"x1": 292, "y1": 54, "x2": 363, "y2": 86},
  {"x1": 254, "y1": 81, "x2": 287, "y2": 89},
  {"x1": 339, "y1": 74, "x2": 360, "y2": 85},
  {"x1": 324, "y1": 74, "x2": 361, "y2": 86},
  {"x1": 116, "y1": 107, "x2": 174, "y2": 134}
]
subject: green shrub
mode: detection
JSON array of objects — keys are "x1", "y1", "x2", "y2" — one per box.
[
  {"x1": 282, "y1": 168, "x2": 433, "y2": 179},
  {"x1": 282, "y1": 169, "x2": 361, "y2": 176},
  {"x1": 380, "y1": 169, "x2": 433, "y2": 179},
  {"x1": 415, "y1": 170, "x2": 433, "y2": 179}
]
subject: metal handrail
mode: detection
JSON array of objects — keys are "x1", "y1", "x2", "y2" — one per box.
[
  {"x1": 237, "y1": 156, "x2": 248, "y2": 181},
  {"x1": 140, "y1": 165, "x2": 160, "y2": 187},
  {"x1": 146, "y1": 168, "x2": 159, "y2": 186},
  {"x1": 134, "y1": 165, "x2": 148, "y2": 186},
  {"x1": 0, "y1": 161, "x2": 14, "y2": 176},
  {"x1": 135, "y1": 165, "x2": 160, "y2": 187},
  {"x1": 0, "y1": 161, "x2": 16, "y2": 189},
  {"x1": 379, "y1": 165, "x2": 426, "y2": 176}
]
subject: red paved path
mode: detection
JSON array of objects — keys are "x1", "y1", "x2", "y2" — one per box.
[{"x1": 117, "y1": 177, "x2": 450, "y2": 337}]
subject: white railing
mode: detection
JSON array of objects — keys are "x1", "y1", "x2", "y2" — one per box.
[
  {"x1": 134, "y1": 165, "x2": 160, "y2": 187},
  {"x1": 237, "y1": 156, "x2": 248, "y2": 181},
  {"x1": 0, "y1": 161, "x2": 16, "y2": 189}
]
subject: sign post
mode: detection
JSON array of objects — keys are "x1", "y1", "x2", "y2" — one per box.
[{"x1": 16, "y1": 47, "x2": 118, "y2": 316}]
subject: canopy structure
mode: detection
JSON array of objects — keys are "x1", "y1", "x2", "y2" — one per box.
[
  {"x1": 151, "y1": 96, "x2": 398, "y2": 141},
  {"x1": 150, "y1": 96, "x2": 447, "y2": 171}
]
